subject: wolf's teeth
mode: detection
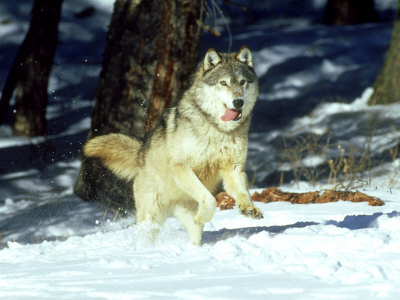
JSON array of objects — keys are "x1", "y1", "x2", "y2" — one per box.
[{"x1": 233, "y1": 111, "x2": 243, "y2": 121}]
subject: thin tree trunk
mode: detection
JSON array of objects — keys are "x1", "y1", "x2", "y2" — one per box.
[
  {"x1": 323, "y1": 0, "x2": 377, "y2": 25},
  {"x1": 369, "y1": 1, "x2": 400, "y2": 105},
  {"x1": 0, "y1": 0, "x2": 63, "y2": 136},
  {"x1": 74, "y1": 0, "x2": 205, "y2": 208}
]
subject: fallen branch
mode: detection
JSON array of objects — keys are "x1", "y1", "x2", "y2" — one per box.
[{"x1": 216, "y1": 187, "x2": 384, "y2": 211}]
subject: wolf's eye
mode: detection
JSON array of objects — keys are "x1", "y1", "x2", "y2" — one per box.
[
  {"x1": 240, "y1": 79, "x2": 246, "y2": 85},
  {"x1": 220, "y1": 81, "x2": 227, "y2": 86}
]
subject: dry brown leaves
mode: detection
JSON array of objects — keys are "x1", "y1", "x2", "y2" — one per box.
[
  {"x1": 215, "y1": 187, "x2": 384, "y2": 210},
  {"x1": 215, "y1": 192, "x2": 236, "y2": 210}
]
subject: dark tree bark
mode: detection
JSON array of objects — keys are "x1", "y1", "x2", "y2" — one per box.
[
  {"x1": 0, "y1": 0, "x2": 63, "y2": 136},
  {"x1": 323, "y1": 0, "x2": 377, "y2": 25},
  {"x1": 369, "y1": 1, "x2": 400, "y2": 105},
  {"x1": 74, "y1": 0, "x2": 205, "y2": 208}
]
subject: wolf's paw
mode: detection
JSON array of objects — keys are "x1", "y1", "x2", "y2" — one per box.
[{"x1": 239, "y1": 204, "x2": 263, "y2": 219}]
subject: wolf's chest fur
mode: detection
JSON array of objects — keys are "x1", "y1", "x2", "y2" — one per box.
[{"x1": 182, "y1": 130, "x2": 245, "y2": 182}]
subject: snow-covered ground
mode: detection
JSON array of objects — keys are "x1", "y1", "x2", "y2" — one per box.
[
  {"x1": 1, "y1": 0, "x2": 400, "y2": 299},
  {"x1": 1, "y1": 192, "x2": 399, "y2": 299}
]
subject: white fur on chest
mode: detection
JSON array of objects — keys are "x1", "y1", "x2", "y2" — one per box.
[{"x1": 178, "y1": 131, "x2": 245, "y2": 168}]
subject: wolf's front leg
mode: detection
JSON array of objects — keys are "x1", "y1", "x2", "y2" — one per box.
[
  {"x1": 171, "y1": 164, "x2": 217, "y2": 225},
  {"x1": 221, "y1": 168, "x2": 263, "y2": 219},
  {"x1": 174, "y1": 206, "x2": 204, "y2": 246}
]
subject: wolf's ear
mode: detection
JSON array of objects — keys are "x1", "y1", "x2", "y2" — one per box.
[
  {"x1": 203, "y1": 48, "x2": 222, "y2": 72},
  {"x1": 235, "y1": 46, "x2": 253, "y2": 68}
]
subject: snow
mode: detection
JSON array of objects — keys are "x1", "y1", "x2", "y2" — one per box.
[
  {"x1": 1, "y1": 0, "x2": 400, "y2": 299},
  {"x1": 1, "y1": 199, "x2": 399, "y2": 299}
]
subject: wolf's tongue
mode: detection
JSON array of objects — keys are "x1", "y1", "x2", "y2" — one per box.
[{"x1": 221, "y1": 107, "x2": 238, "y2": 121}]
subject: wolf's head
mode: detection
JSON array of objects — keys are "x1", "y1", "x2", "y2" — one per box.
[{"x1": 196, "y1": 46, "x2": 258, "y2": 131}]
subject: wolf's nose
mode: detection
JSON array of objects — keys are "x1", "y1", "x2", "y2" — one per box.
[{"x1": 233, "y1": 98, "x2": 244, "y2": 109}]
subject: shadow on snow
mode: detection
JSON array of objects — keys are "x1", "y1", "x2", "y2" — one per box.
[{"x1": 202, "y1": 210, "x2": 399, "y2": 244}]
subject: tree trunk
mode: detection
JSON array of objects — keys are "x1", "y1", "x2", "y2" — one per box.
[
  {"x1": 74, "y1": 0, "x2": 205, "y2": 208},
  {"x1": 323, "y1": 0, "x2": 377, "y2": 25},
  {"x1": 368, "y1": 1, "x2": 400, "y2": 105},
  {"x1": 0, "y1": 0, "x2": 63, "y2": 136}
]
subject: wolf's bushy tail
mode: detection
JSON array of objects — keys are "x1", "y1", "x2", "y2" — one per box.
[{"x1": 83, "y1": 133, "x2": 142, "y2": 182}]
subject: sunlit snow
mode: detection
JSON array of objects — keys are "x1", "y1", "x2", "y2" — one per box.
[{"x1": 1, "y1": 0, "x2": 399, "y2": 299}]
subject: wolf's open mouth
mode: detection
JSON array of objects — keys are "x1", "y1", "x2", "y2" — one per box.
[
  {"x1": 233, "y1": 110, "x2": 242, "y2": 121},
  {"x1": 221, "y1": 105, "x2": 242, "y2": 122}
]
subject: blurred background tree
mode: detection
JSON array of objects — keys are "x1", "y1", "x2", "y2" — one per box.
[
  {"x1": 0, "y1": 0, "x2": 63, "y2": 136},
  {"x1": 369, "y1": 0, "x2": 400, "y2": 105},
  {"x1": 323, "y1": 0, "x2": 377, "y2": 25}
]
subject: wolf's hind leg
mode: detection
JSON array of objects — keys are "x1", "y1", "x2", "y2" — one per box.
[
  {"x1": 174, "y1": 206, "x2": 204, "y2": 246},
  {"x1": 134, "y1": 189, "x2": 167, "y2": 245}
]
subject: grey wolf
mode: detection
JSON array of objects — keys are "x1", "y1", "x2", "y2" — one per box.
[{"x1": 83, "y1": 46, "x2": 263, "y2": 245}]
